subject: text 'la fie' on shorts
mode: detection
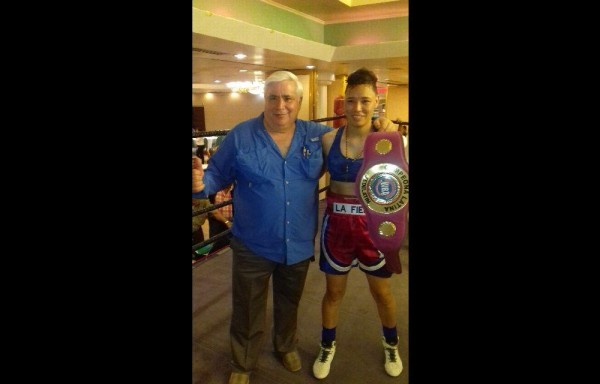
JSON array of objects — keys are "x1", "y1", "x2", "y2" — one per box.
[{"x1": 319, "y1": 191, "x2": 392, "y2": 278}]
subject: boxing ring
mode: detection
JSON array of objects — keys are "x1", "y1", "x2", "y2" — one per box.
[{"x1": 192, "y1": 116, "x2": 408, "y2": 268}]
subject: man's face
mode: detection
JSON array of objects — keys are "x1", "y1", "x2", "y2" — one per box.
[{"x1": 263, "y1": 80, "x2": 302, "y2": 130}]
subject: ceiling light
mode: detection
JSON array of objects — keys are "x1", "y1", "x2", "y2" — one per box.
[
  {"x1": 234, "y1": 53, "x2": 247, "y2": 59},
  {"x1": 306, "y1": 65, "x2": 315, "y2": 69},
  {"x1": 239, "y1": 69, "x2": 248, "y2": 72},
  {"x1": 226, "y1": 81, "x2": 265, "y2": 94}
]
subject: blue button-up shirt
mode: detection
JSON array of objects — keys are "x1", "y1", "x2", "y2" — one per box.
[{"x1": 193, "y1": 113, "x2": 332, "y2": 265}]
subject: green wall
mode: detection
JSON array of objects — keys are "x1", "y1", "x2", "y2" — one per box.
[
  {"x1": 193, "y1": 0, "x2": 405, "y2": 46},
  {"x1": 325, "y1": 17, "x2": 408, "y2": 46},
  {"x1": 193, "y1": 0, "x2": 324, "y2": 43}
]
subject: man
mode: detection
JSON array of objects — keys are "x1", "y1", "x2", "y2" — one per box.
[{"x1": 192, "y1": 71, "x2": 397, "y2": 384}]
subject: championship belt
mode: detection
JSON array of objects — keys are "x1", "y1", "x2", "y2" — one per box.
[{"x1": 355, "y1": 132, "x2": 409, "y2": 274}]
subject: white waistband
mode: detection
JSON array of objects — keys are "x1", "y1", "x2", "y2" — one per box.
[{"x1": 331, "y1": 202, "x2": 366, "y2": 215}]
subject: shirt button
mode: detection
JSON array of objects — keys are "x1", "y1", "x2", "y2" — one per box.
[
  {"x1": 286, "y1": 239, "x2": 290, "y2": 242},
  {"x1": 286, "y1": 221, "x2": 290, "y2": 224},
  {"x1": 285, "y1": 180, "x2": 289, "y2": 184},
  {"x1": 286, "y1": 201, "x2": 290, "y2": 205}
]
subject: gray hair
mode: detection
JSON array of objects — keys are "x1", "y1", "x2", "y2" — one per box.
[{"x1": 264, "y1": 71, "x2": 303, "y2": 99}]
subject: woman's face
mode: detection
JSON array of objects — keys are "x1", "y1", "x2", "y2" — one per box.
[{"x1": 344, "y1": 84, "x2": 378, "y2": 129}]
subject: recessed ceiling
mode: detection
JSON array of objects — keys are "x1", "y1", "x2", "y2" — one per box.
[
  {"x1": 192, "y1": 1, "x2": 408, "y2": 93},
  {"x1": 265, "y1": 0, "x2": 408, "y2": 23}
]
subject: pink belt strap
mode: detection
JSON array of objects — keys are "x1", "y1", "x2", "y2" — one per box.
[{"x1": 354, "y1": 132, "x2": 409, "y2": 274}]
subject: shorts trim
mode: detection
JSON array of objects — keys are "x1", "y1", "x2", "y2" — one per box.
[{"x1": 357, "y1": 251, "x2": 386, "y2": 271}]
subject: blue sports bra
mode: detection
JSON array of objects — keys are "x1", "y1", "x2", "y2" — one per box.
[{"x1": 328, "y1": 127, "x2": 363, "y2": 182}]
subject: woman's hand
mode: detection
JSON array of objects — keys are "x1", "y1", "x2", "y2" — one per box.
[{"x1": 372, "y1": 117, "x2": 399, "y2": 133}]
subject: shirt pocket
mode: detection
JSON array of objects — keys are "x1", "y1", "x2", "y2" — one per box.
[
  {"x1": 301, "y1": 142, "x2": 323, "y2": 180},
  {"x1": 236, "y1": 147, "x2": 270, "y2": 184}
]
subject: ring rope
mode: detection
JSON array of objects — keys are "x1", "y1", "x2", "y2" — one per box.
[{"x1": 192, "y1": 114, "x2": 385, "y2": 262}]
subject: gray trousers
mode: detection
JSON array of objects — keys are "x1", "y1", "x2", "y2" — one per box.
[{"x1": 229, "y1": 237, "x2": 311, "y2": 373}]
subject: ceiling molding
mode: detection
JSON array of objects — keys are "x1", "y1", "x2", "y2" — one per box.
[
  {"x1": 323, "y1": 11, "x2": 407, "y2": 25},
  {"x1": 262, "y1": 0, "x2": 408, "y2": 24},
  {"x1": 333, "y1": 41, "x2": 408, "y2": 61},
  {"x1": 193, "y1": 8, "x2": 405, "y2": 63},
  {"x1": 194, "y1": 9, "x2": 336, "y2": 61},
  {"x1": 338, "y1": 0, "x2": 398, "y2": 6},
  {"x1": 260, "y1": 0, "x2": 325, "y2": 24},
  {"x1": 192, "y1": 5, "x2": 408, "y2": 92}
]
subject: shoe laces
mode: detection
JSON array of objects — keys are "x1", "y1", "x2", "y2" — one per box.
[
  {"x1": 318, "y1": 346, "x2": 333, "y2": 363},
  {"x1": 385, "y1": 347, "x2": 398, "y2": 362}
]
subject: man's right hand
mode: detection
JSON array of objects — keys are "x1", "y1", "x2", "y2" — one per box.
[{"x1": 192, "y1": 156, "x2": 205, "y2": 193}]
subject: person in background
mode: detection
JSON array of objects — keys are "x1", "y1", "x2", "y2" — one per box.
[
  {"x1": 400, "y1": 123, "x2": 408, "y2": 163},
  {"x1": 208, "y1": 183, "x2": 234, "y2": 252},
  {"x1": 195, "y1": 141, "x2": 206, "y2": 164},
  {"x1": 192, "y1": 138, "x2": 211, "y2": 260},
  {"x1": 208, "y1": 146, "x2": 217, "y2": 159},
  {"x1": 192, "y1": 197, "x2": 211, "y2": 260},
  {"x1": 192, "y1": 70, "x2": 398, "y2": 384},
  {"x1": 312, "y1": 68, "x2": 404, "y2": 380}
]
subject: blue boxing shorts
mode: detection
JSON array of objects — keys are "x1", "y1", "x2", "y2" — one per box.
[{"x1": 319, "y1": 191, "x2": 392, "y2": 278}]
